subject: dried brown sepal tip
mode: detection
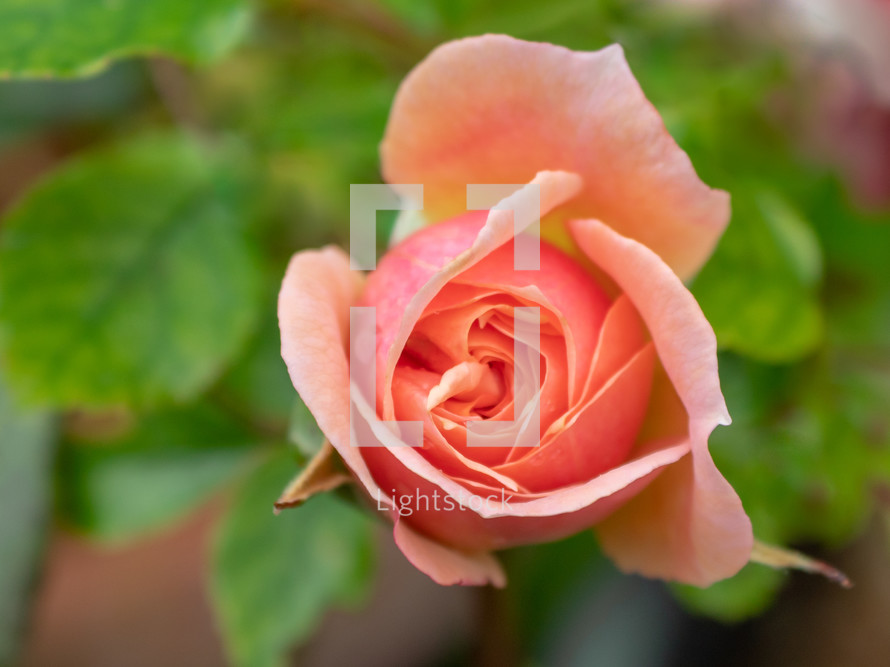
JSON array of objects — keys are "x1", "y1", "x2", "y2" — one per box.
[
  {"x1": 750, "y1": 539, "x2": 853, "y2": 589},
  {"x1": 273, "y1": 441, "x2": 352, "y2": 514}
]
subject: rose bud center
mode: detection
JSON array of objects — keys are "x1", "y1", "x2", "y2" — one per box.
[{"x1": 361, "y1": 211, "x2": 655, "y2": 494}]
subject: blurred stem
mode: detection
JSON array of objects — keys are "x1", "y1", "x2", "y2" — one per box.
[
  {"x1": 148, "y1": 58, "x2": 212, "y2": 138},
  {"x1": 475, "y1": 586, "x2": 521, "y2": 667}
]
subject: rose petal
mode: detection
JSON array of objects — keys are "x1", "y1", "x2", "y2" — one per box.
[
  {"x1": 495, "y1": 343, "x2": 656, "y2": 491},
  {"x1": 381, "y1": 34, "x2": 729, "y2": 278},
  {"x1": 584, "y1": 294, "x2": 648, "y2": 396},
  {"x1": 390, "y1": 365, "x2": 526, "y2": 492},
  {"x1": 569, "y1": 218, "x2": 752, "y2": 586},
  {"x1": 356, "y1": 377, "x2": 690, "y2": 520},
  {"x1": 362, "y1": 429, "x2": 690, "y2": 550},
  {"x1": 278, "y1": 247, "x2": 394, "y2": 509},
  {"x1": 452, "y1": 233, "x2": 611, "y2": 402},
  {"x1": 393, "y1": 519, "x2": 507, "y2": 587}
]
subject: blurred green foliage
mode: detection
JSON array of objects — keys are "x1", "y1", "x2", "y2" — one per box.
[
  {"x1": 0, "y1": 0, "x2": 888, "y2": 664},
  {"x1": 212, "y1": 451, "x2": 374, "y2": 667},
  {"x1": 0, "y1": 133, "x2": 262, "y2": 406},
  {"x1": 56, "y1": 404, "x2": 260, "y2": 542},
  {"x1": 0, "y1": 0, "x2": 251, "y2": 78}
]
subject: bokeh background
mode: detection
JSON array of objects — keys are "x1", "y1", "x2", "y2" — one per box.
[{"x1": 1, "y1": 0, "x2": 889, "y2": 665}]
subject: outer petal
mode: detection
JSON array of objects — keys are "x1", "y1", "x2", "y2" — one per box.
[
  {"x1": 278, "y1": 247, "x2": 397, "y2": 509},
  {"x1": 381, "y1": 34, "x2": 729, "y2": 279},
  {"x1": 360, "y1": 418, "x2": 690, "y2": 551},
  {"x1": 393, "y1": 519, "x2": 506, "y2": 587},
  {"x1": 278, "y1": 248, "x2": 359, "y2": 453},
  {"x1": 569, "y1": 218, "x2": 752, "y2": 586}
]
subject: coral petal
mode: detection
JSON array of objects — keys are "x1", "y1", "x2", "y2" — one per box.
[
  {"x1": 382, "y1": 34, "x2": 729, "y2": 278},
  {"x1": 570, "y1": 218, "x2": 752, "y2": 586},
  {"x1": 393, "y1": 518, "x2": 507, "y2": 587},
  {"x1": 278, "y1": 247, "x2": 392, "y2": 507}
]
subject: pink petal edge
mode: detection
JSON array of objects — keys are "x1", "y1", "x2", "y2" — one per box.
[
  {"x1": 278, "y1": 247, "x2": 394, "y2": 511},
  {"x1": 570, "y1": 218, "x2": 753, "y2": 586},
  {"x1": 394, "y1": 518, "x2": 507, "y2": 587}
]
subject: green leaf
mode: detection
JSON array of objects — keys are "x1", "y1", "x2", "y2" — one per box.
[
  {"x1": 805, "y1": 177, "x2": 890, "y2": 282},
  {"x1": 0, "y1": 370, "x2": 56, "y2": 665},
  {"x1": 452, "y1": 0, "x2": 620, "y2": 43},
  {"x1": 0, "y1": 133, "x2": 262, "y2": 407},
  {"x1": 0, "y1": 62, "x2": 147, "y2": 143},
  {"x1": 212, "y1": 450, "x2": 374, "y2": 667},
  {"x1": 207, "y1": 19, "x2": 396, "y2": 245},
  {"x1": 671, "y1": 563, "x2": 785, "y2": 623},
  {"x1": 712, "y1": 353, "x2": 879, "y2": 551},
  {"x1": 756, "y1": 192, "x2": 823, "y2": 288},
  {"x1": 0, "y1": 0, "x2": 251, "y2": 78},
  {"x1": 219, "y1": 304, "x2": 296, "y2": 433},
  {"x1": 806, "y1": 177, "x2": 890, "y2": 352},
  {"x1": 57, "y1": 403, "x2": 257, "y2": 542},
  {"x1": 692, "y1": 189, "x2": 825, "y2": 362}
]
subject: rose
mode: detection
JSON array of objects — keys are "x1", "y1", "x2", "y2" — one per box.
[{"x1": 278, "y1": 35, "x2": 752, "y2": 587}]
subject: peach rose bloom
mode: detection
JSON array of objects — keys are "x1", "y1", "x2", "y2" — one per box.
[{"x1": 279, "y1": 35, "x2": 752, "y2": 587}]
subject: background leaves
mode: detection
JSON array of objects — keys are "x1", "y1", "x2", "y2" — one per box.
[
  {"x1": 692, "y1": 188, "x2": 825, "y2": 362},
  {"x1": 0, "y1": 0, "x2": 252, "y2": 78},
  {"x1": 0, "y1": 133, "x2": 262, "y2": 407},
  {"x1": 211, "y1": 451, "x2": 374, "y2": 667},
  {"x1": 56, "y1": 404, "x2": 258, "y2": 542}
]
